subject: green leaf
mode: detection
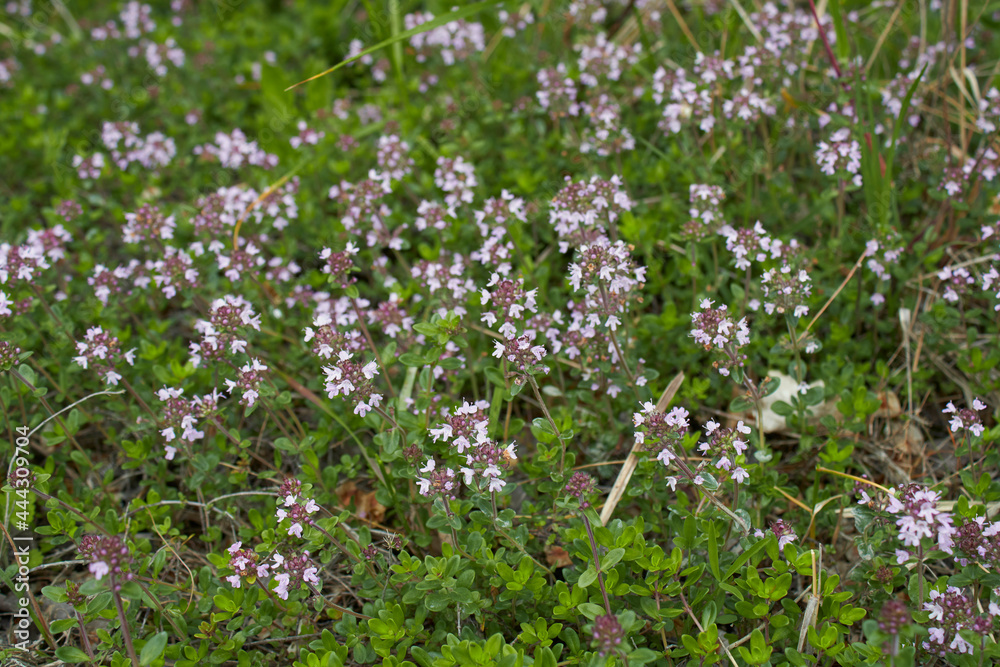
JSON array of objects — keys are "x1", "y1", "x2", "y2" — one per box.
[
  {"x1": 707, "y1": 522, "x2": 721, "y2": 581},
  {"x1": 55, "y1": 647, "x2": 92, "y2": 663},
  {"x1": 771, "y1": 400, "x2": 794, "y2": 417},
  {"x1": 140, "y1": 631, "x2": 168, "y2": 665},
  {"x1": 724, "y1": 536, "x2": 774, "y2": 582},
  {"x1": 398, "y1": 352, "x2": 425, "y2": 367},
  {"x1": 287, "y1": 1, "x2": 501, "y2": 90},
  {"x1": 578, "y1": 567, "x2": 598, "y2": 588},
  {"x1": 601, "y1": 548, "x2": 625, "y2": 570},
  {"x1": 532, "y1": 417, "x2": 555, "y2": 435},
  {"x1": 577, "y1": 602, "x2": 604, "y2": 619},
  {"x1": 729, "y1": 395, "x2": 754, "y2": 413}
]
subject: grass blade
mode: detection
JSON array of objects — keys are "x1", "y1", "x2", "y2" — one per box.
[{"x1": 286, "y1": 1, "x2": 499, "y2": 91}]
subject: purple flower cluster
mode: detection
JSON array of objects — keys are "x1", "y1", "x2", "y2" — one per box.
[
  {"x1": 79, "y1": 535, "x2": 134, "y2": 590},
  {"x1": 886, "y1": 484, "x2": 955, "y2": 559},
  {"x1": 689, "y1": 299, "x2": 751, "y2": 377},
  {"x1": 921, "y1": 587, "x2": 996, "y2": 657},
  {"x1": 72, "y1": 326, "x2": 136, "y2": 386}
]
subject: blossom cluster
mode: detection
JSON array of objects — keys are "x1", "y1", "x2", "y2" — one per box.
[
  {"x1": 921, "y1": 587, "x2": 996, "y2": 657},
  {"x1": 157, "y1": 386, "x2": 222, "y2": 460},
  {"x1": 886, "y1": 484, "x2": 956, "y2": 560},
  {"x1": 78, "y1": 535, "x2": 134, "y2": 590},
  {"x1": 422, "y1": 403, "x2": 517, "y2": 496},
  {"x1": 690, "y1": 299, "x2": 751, "y2": 377},
  {"x1": 72, "y1": 326, "x2": 136, "y2": 386}
]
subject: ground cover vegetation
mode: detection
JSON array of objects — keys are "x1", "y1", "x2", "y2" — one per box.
[{"x1": 2, "y1": 0, "x2": 1000, "y2": 665}]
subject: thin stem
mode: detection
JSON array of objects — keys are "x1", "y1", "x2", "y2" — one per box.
[
  {"x1": 75, "y1": 608, "x2": 95, "y2": 660},
  {"x1": 527, "y1": 375, "x2": 566, "y2": 473},
  {"x1": 7, "y1": 368, "x2": 91, "y2": 455},
  {"x1": 313, "y1": 523, "x2": 379, "y2": 581},
  {"x1": 807, "y1": 0, "x2": 842, "y2": 78},
  {"x1": 119, "y1": 376, "x2": 157, "y2": 421},
  {"x1": 582, "y1": 512, "x2": 613, "y2": 616},
  {"x1": 307, "y1": 583, "x2": 372, "y2": 620},
  {"x1": 110, "y1": 579, "x2": 139, "y2": 667}
]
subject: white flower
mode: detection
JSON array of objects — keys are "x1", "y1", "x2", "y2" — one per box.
[{"x1": 89, "y1": 561, "x2": 110, "y2": 580}]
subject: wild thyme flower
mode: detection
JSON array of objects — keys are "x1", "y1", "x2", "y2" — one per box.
[
  {"x1": 459, "y1": 434, "x2": 517, "y2": 493},
  {"x1": 761, "y1": 264, "x2": 812, "y2": 317},
  {"x1": 73, "y1": 326, "x2": 136, "y2": 386},
  {"x1": 276, "y1": 489, "x2": 320, "y2": 538},
  {"x1": 564, "y1": 472, "x2": 597, "y2": 508},
  {"x1": 73, "y1": 153, "x2": 105, "y2": 179},
  {"x1": 319, "y1": 243, "x2": 359, "y2": 289},
  {"x1": 575, "y1": 33, "x2": 640, "y2": 87},
  {"x1": 592, "y1": 614, "x2": 624, "y2": 656},
  {"x1": 722, "y1": 88, "x2": 776, "y2": 124},
  {"x1": 882, "y1": 71, "x2": 924, "y2": 128},
  {"x1": 56, "y1": 200, "x2": 84, "y2": 222},
  {"x1": 289, "y1": 120, "x2": 324, "y2": 149},
  {"x1": 225, "y1": 358, "x2": 268, "y2": 407},
  {"x1": 921, "y1": 587, "x2": 986, "y2": 657},
  {"x1": 976, "y1": 87, "x2": 1000, "y2": 133},
  {"x1": 26, "y1": 224, "x2": 72, "y2": 262},
  {"x1": 471, "y1": 228, "x2": 515, "y2": 276},
  {"x1": 536, "y1": 65, "x2": 580, "y2": 119},
  {"x1": 434, "y1": 155, "x2": 477, "y2": 206},
  {"x1": 429, "y1": 400, "x2": 491, "y2": 453},
  {"x1": 226, "y1": 541, "x2": 269, "y2": 588},
  {"x1": 157, "y1": 387, "x2": 221, "y2": 460},
  {"x1": 0, "y1": 341, "x2": 21, "y2": 370},
  {"x1": 368, "y1": 294, "x2": 415, "y2": 339},
  {"x1": 87, "y1": 262, "x2": 139, "y2": 307},
  {"x1": 416, "y1": 458, "x2": 460, "y2": 499},
  {"x1": 303, "y1": 306, "x2": 364, "y2": 359},
  {"x1": 405, "y1": 11, "x2": 485, "y2": 65},
  {"x1": 770, "y1": 519, "x2": 797, "y2": 550},
  {"x1": 683, "y1": 184, "x2": 725, "y2": 240},
  {"x1": 943, "y1": 398, "x2": 987, "y2": 437},
  {"x1": 549, "y1": 175, "x2": 633, "y2": 253},
  {"x1": 633, "y1": 402, "x2": 690, "y2": 472},
  {"x1": 147, "y1": 246, "x2": 198, "y2": 298},
  {"x1": 723, "y1": 221, "x2": 778, "y2": 271},
  {"x1": 411, "y1": 255, "x2": 475, "y2": 318},
  {"x1": 954, "y1": 516, "x2": 1000, "y2": 570},
  {"x1": 493, "y1": 335, "x2": 550, "y2": 378},
  {"x1": 415, "y1": 200, "x2": 455, "y2": 232},
  {"x1": 322, "y1": 350, "x2": 382, "y2": 417},
  {"x1": 480, "y1": 274, "x2": 538, "y2": 339},
  {"x1": 653, "y1": 66, "x2": 714, "y2": 134},
  {"x1": 190, "y1": 295, "x2": 261, "y2": 367},
  {"x1": 328, "y1": 170, "x2": 392, "y2": 238},
  {"x1": 193, "y1": 128, "x2": 278, "y2": 170},
  {"x1": 879, "y1": 601, "x2": 911, "y2": 639},
  {"x1": 689, "y1": 299, "x2": 751, "y2": 377},
  {"x1": 122, "y1": 203, "x2": 175, "y2": 244},
  {"x1": 579, "y1": 95, "x2": 635, "y2": 156},
  {"x1": 698, "y1": 420, "x2": 751, "y2": 484},
  {"x1": 474, "y1": 190, "x2": 527, "y2": 234},
  {"x1": 937, "y1": 265, "x2": 976, "y2": 303},
  {"x1": 79, "y1": 535, "x2": 134, "y2": 590},
  {"x1": 886, "y1": 484, "x2": 955, "y2": 554},
  {"x1": 376, "y1": 134, "x2": 414, "y2": 181},
  {"x1": 271, "y1": 551, "x2": 321, "y2": 600},
  {"x1": 983, "y1": 264, "x2": 1000, "y2": 312},
  {"x1": 568, "y1": 238, "x2": 647, "y2": 332},
  {"x1": 0, "y1": 245, "x2": 49, "y2": 301},
  {"x1": 815, "y1": 128, "x2": 862, "y2": 186}
]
